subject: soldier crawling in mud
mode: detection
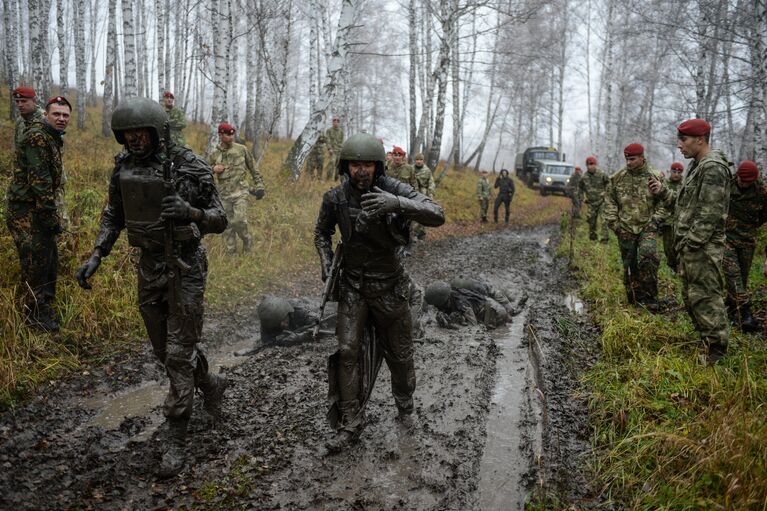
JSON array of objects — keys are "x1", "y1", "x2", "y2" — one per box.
[
  {"x1": 423, "y1": 276, "x2": 514, "y2": 329},
  {"x1": 75, "y1": 97, "x2": 229, "y2": 478},
  {"x1": 314, "y1": 133, "x2": 445, "y2": 452}
]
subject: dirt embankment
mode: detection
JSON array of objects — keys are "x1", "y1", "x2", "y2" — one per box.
[{"x1": 0, "y1": 225, "x2": 599, "y2": 510}]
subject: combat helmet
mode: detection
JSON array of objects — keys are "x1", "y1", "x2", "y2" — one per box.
[
  {"x1": 111, "y1": 97, "x2": 169, "y2": 145},
  {"x1": 424, "y1": 281, "x2": 452, "y2": 308},
  {"x1": 257, "y1": 295, "x2": 294, "y2": 332},
  {"x1": 338, "y1": 133, "x2": 387, "y2": 178}
]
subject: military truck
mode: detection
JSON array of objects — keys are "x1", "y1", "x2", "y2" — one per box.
[
  {"x1": 537, "y1": 160, "x2": 574, "y2": 196},
  {"x1": 514, "y1": 146, "x2": 562, "y2": 188}
]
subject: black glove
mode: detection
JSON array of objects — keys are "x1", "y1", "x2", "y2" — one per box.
[
  {"x1": 361, "y1": 186, "x2": 400, "y2": 216},
  {"x1": 161, "y1": 195, "x2": 193, "y2": 220},
  {"x1": 76, "y1": 252, "x2": 102, "y2": 290},
  {"x1": 250, "y1": 189, "x2": 266, "y2": 200}
]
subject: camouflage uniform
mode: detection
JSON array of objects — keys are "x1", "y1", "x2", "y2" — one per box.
[
  {"x1": 306, "y1": 135, "x2": 327, "y2": 179},
  {"x1": 324, "y1": 125, "x2": 344, "y2": 180},
  {"x1": 6, "y1": 118, "x2": 64, "y2": 329},
  {"x1": 658, "y1": 150, "x2": 731, "y2": 349},
  {"x1": 493, "y1": 171, "x2": 515, "y2": 223},
  {"x1": 208, "y1": 142, "x2": 266, "y2": 253},
  {"x1": 165, "y1": 105, "x2": 188, "y2": 147},
  {"x1": 389, "y1": 161, "x2": 417, "y2": 188},
  {"x1": 603, "y1": 161, "x2": 666, "y2": 306},
  {"x1": 477, "y1": 174, "x2": 491, "y2": 222},
  {"x1": 412, "y1": 162, "x2": 435, "y2": 239},
  {"x1": 426, "y1": 277, "x2": 512, "y2": 329},
  {"x1": 579, "y1": 168, "x2": 611, "y2": 241},
  {"x1": 567, "y1": 171, "x2": 582, "y2": 218},
  {"x1": 659, "y1": 178, "x2": 682, "y2": 270},
  {"x1": 722, "y1": 179, "x2": 767, "y2": 323}
]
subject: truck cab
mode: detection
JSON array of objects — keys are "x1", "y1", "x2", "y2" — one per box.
[
  {"x1": 514, "y1": 146, "x2": 562, "y2": 188},
  {"x1": 537, "y1": 160, "x2": 574, "y2": 196}
]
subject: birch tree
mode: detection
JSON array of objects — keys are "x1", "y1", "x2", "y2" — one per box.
[
  {"x1": 122, "y1": 0, "x2": 138, "y2": 97},
  {"x1": 55, "y1": 0, "x2": 68, "y2": 96},
  {"x1": 73, "y1": 0, "x2": 87, "y2": 128},
  {"x1": 102, "y1": 0, "x2": 117, "y2": 136},
  {"x1": 3, "y1": 0, "x2": 19, "y2": 119}
]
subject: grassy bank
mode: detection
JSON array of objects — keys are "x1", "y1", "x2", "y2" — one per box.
[
  {"x1": 0, "y1": 95, "x2": 567, "y2": 407},
  {"x1": 561, "y1": 217, "x2": 767, "y2": 508}
]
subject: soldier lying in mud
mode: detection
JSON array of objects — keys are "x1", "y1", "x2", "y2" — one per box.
[{"x1": 424, "y1": 276, "x2": 515, "y2": 329}]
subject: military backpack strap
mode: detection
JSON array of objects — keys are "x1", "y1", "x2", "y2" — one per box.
[{"x1": 334, "y1": 187, "x2": 353, "y2": 243}]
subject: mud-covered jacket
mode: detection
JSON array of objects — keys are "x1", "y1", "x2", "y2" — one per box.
[
  {"x1": 578, "y1": 168, "x2": 610, "y2": 205},
  {"x1": 494, "y1": 176, "x2": 515, "y2": 197},
  {"x1": 725, "y1": 179, "x2": 767, "y2": 250},
  {"x1": 165, "y1": 106, "x2": 187, "y2": 147},
  {"x1": 433, "y1": 282, "x2": 509, "y2": 329},
  {"x1": 603, "y1": 161, "x2": 666, "y2": 235},
  {"x1": 314, "y1": 176, "x2": 444, "y2": 281},
  {"x1": 389, "y1": 162, "x2": 417, "y2": 187},
  {"x1": 14, "y1": 106, "x2": 44, "y2": 151},
  {"x1": 207, "y1": 142, "x2": 265, "y2": 200},
  {"x1": 262, "y1": 298, "x2": 323, "y2": 345},
  {"x1": 477, "y1": 177, "x2": 491, "y2": 199},
  {"x1": 414, "y1": 164, "x2": 435, "y2": 197}
]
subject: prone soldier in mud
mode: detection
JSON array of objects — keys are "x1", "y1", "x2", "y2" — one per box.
[
  {"x1": 722, "y1": 160, "x2": 767, "y2": 332},
  {"x1": 493, "y1": 168, "x2": 515, "y2": 224},
  {"x1": 650, "y1": 119, "x2": 731, "y2": 364},
  {"x1": 424, "y1": 277, "x2": 513, "y2": 329},
  {"x1": 306, "y1": 133, "x2": 327, "y2": 179},
  {"x1": 567, "y1": 165, "x2": 583, "y2": 219},
  {"x1": 6, "y1": 96, "x2": 72, "y2": 332},
  {"x1": 579, "y1": 156, "x2": 611, "y2": 242},
  {"x1": 75, "y1": 97, "x2": 230, "y2": 477},
  {"x1": 388, "y1": 146, "x2": 416, "y2": 187},
  {"x1": 325, "y1": 116, "x2": 345, "y2": 180},
  {"x1": 477, "y1": 169, "x2": 491, "y2": 223},
  {"x1": 314, "y1": 133, "x2": 445, "y2": 452},
  {"x1": 208, "y1": 123, "x2": 266, "y2": 254},
  {"x1": 162, "y1": 91, "x2": 187, "y2": 147},
  {"x1": 603, "y1": 143, "x2": 666, "y2": 311},
  {"x1": 658, "y1": 162, "x2": 685, "y2": 271}
]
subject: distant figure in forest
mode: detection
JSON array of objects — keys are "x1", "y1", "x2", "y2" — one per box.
[
  {"x1": 493, "y1": 168, "x2": 515, "y2": 224},
  {"x1": 477, "y1": 169, "x2": 491, "y2": 223},
  {"x1": 306, "y1": 134, "x2": 327, "y2": 179},
  {"x1": 579, "y1": 156, "x2": 610, "y2": 242},
  {"x1": 567, "y1": 165, "x2": 583, "y2": 218},
  {"x1": 325, "y1": 116, "x2": 345, "y2": 180},
  {"x1": 162, "y1": 91, "x2": 187, "y2": 147},
  {"x1": 388, "y1": 146, "x2": 416, "y2": 187},
  {"x1": 658, "y1": 162, "x2": 684, "y2": 271}
]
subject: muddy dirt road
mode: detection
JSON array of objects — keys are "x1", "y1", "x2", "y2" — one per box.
[{"x1": 0, "y1": 225, "x2": 597, "y2": 510}]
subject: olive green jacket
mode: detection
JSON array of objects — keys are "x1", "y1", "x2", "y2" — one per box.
[
  {"x1": 477, "y1": 176, "x2": 491, "y2": 199},
  {"x1": 208, "y1": 142, "x2": 265, "y2": 200},
  {"x1": 414, "y1": 164, "x2": 435, "y2": 197},
  {"x1": 578, "y1": 168, "x2": 610, "y2": 205},
  {"x1": 389, "y1": 162, "x2": 417, "y2": 187},
  {"x1": 165, "y1": 105, "x2": 187, "y2": 147},
  {"x1": 325, "y1": 126, "x2": 344, "y2": 152}
]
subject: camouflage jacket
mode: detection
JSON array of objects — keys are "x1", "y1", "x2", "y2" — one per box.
[
  {"x1": 7, "y1": 119, "x2": 64, "y2": 229},
  {"x1": 325, "y1": 126, "x2": 344, "y2": 152},
  {"x1": 567, "y1": 172, "x2": 582, "y2": 195},
  {"x1": 414, "y1": 164, "x2": 435, "y2": 197},
  {"x1": 309, "y1": 135, "x2": 327, "y2": 156},
  {"x1": 14, "y1": 106, "x2": 44, "y2": 151},
  {"x1": 165, "y1": 106, "x2": 187, "y2": 147},
  {"x1": 725, "y1": 179, "x2": 767, "y2": 249},
  {"x1": 658, "y1": 178, "x2": 682, "y2": 227},
  {"x1": 389, "y1": 162, "x2": 417, "y2": 187},
  {"x1": 208, "y1": 142, "x2": 265, "y2": 200},
  {"x1": 603, "y1": 161, "x2": 665, "y2": 235},
  {"x1": 578, "y1": 168, "x2": 610, "y2": 205},
  {"x1": 659, "y1": 149, "x2": 731, "y2": 252},
  {"x1": 477, "y1": 176, "x2": 491, "y2": 199}
]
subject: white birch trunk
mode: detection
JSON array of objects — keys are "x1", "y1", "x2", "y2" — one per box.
[
  {"x1": 753, "y1": 0, "x2": 767, "y2": 170},
  {"x1": 156, "y1": 0, "x2": 165, "y2": 95},
  {"x1": 408, "y1": 0, "x2": 418, "y2": 155},
  {"x1": 208, "y1": 0, "x2": 227, "y2": 154},
  {"x1": 3, "y1": 0, "x2": 20, "y2": 120},
  {"x1": 55, "y1": 0, "x2": 68, "y2": 95},
  {"x1": 122, "y1": 0, "x2": 138, "y2": 97},
  {"x1": 87, "y1": 0, "x2": 97, "y2": 104},
  {"x1": 309, "y1": 0, "x2": 319, "y2": 114},
  {"x1": 426, "y1": 1, "x2": 455, "y2": 171},
  {"x1": 450, "y1": 3, "x2": 461, "y2": 167},
  {"x1": 102, "y1": 0, "x2": 117, "y2": 136},
  {"x1": 74, "y1": 0, "x2": 86, "y2": 128}
]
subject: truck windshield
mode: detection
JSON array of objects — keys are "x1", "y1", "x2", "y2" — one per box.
[
  {"x1": 545, "y1": 165, "x2": 572, "y2": 175},
  {"x1": 531, "y1": 151, "x2": 558, "y2": 160}
]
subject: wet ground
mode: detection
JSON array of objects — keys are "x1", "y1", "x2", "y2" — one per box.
[{"x1": 0, "y1": 224, "x2": 599, "y2": 510}]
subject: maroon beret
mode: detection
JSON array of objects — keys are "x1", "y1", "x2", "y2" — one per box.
[
  {"x1": 12, "y1": 87, "x2": 36, "y2": 99},
  {"x1": 623, "y1": 143, "x2": 644, "y2": 157},
  {"x1": 677, "y1": 118, "x2": 711, "y2": 137},
  {"x1": 670, "y1": 162, "x2": 684, "y2": 171},
  {"x1": 218, "y1": 122, "x2": 235, "y2": 134},
  {"x1": 736, "y1": 160, "x2": 759, "y2": 183},
  {"x1": 586, "y1": 156, "x2": 597, "y2": 165},
  {"x1": 163, "y1": 91, "x2": 174, "y2": 99},
  {"x1": 47, "y1": 95, "x2": 72, "y2": 110},
  {"x1": 392, "y1": 146, "x2": 406, "y2": 156}
]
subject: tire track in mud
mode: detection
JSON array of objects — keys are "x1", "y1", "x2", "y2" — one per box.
[{"x1": 0, "y1": 224, "x2": 597, "y2": 510}]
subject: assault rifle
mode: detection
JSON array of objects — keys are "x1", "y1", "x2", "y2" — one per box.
[
  {"x1": 313, "y1": 242, "x2": 343, "y2": 340},
  {"x1": 163, "y1": 122, "x2": 191, "y2": 312}
]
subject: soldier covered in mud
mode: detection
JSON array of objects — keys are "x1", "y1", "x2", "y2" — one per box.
[
  {"x1": 75, "y1": 97, "x2": 229, "y2": 477},
  {"x1": 603, "y1": 143, "x2": 666, "y2": 311},
  {"x1": 722, "y1": 160, "x2": 767, "y2": 332},
  {"x1": 423, "y1": 276, "x2": 513, "y2": 329},
  {"x1": 314, "y1": 132, "x2": 445, "y2": 452},
  {"x1": 658, "y1": 162, "x2": 685, "y2": 271},
  {"x1": 493, "y1": 168, "x2": 515, "y2": 224},
  {"x1": 579, "y1": 156, "x2": 611, "y2": 242}
]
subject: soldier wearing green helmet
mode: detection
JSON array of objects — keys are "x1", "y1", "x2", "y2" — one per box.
[
  {"x1": 75, "y1": 97, "x2": 229, "y2": 478},
  {"x1": 314, "y1": 132, "x2": 445, "y2": 452},
  {"x1": 424, "y1": 277, "x2": 511, "y2": 329}
]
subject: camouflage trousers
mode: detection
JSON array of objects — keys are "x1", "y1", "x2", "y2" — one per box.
[
  {"x1": 222, "y1": 195, "x2": 252, "y2": 252},
  {"x1": 659, "y1": 225, "x2": 678, "y2": 271},
  {"x1": 493, "y1": 194, "x2": 511, "y2": 223},
  {"x1": 568, "y1": 191, "x2": 581, "y2": 218},
  {"x1": 678, "y1": 243, "x2": 729, "y2": 347},
  {"x1": 722, "y1": 241, "x2": 755, "y2": 314},
  {"x1": 586, "y1": 201, "x2": 610, "y2": 241},
  {"x1": 479, "y1": 198, "x2": 489, "y2": 221},
  {"x1": 138, "y1": 246, "x2": 210, "y2": 420},
  {"x1": 325, "y1": 151, "x2": 341, "y2": 180},
  {"x1": 616, "y1": 228, "x2": 659, "y2": 304},
  {"x1": 305, "y1": 151, "x2": 325, "y2": 179}
]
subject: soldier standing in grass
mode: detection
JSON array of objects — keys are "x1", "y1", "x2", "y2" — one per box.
[
  {"x1": 75, "y1": 97, "x2": 229, "y2": 477},
  {"x1": 603, "y1": 143, "x2": 666, "y2": 310},
  {"x1": 306, "y1": 134, "x2": 327, "y2": 179},
  {"x1": 6, "y1": 96, "x2": 71, "y2": 332},
  {"x1": 567, "y1": 165, "x2": 583, "y2": 219},
  {"x1": 477, "y1": 169, "x2": 491, "y2": 223},
  {"x1": 722, "y1": 160, "x2": 767, "y2": 332},
  {"x1": 314, "y1": 133, "x2": 444, "y2": 452},
  {"x1": 659, "y1": 162, "x2": 684, "y2": 271},
  {"x1": 162, "y1": 91, "x2": 187, "y2": 147},
  {"x1": 650, "y1": 119, "x2": 731, "y2": 364},
  {"x1": 325, "y1": 116, "x2": 345, "y2": 180},
  {"x1": 493, "y1": 168, "x2": 515, "y2": 224},
  {"x1": 208, "y1": 123, "x2": 266, "y2": 254},
  {"x1": 579, "y1": 156, "x2": 611, "y2": 242}
]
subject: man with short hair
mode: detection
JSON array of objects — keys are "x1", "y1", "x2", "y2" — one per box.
[
  {"x1": 388, "y1": 146, "x2": 416, "y2": 187},
  {"x1": 579, "y1": 156, "x2": 611, "y2": 242},
  {"x1": 7, "y1": 96, "x2": 72, "y2": 332},
  {"x1": 208, "y1": 123, "x2": 266, "y2": 254},
  {"x1": 493, "y1": 169, "x2": 515, "y2": 224},
  {"x1": 324, "y1": 116, "x2": 345, "y2": 180},
  {"x1": 650, "y1": 119, "x2": 731, "y2": 364},
  {"x1": 477, "y1": 169, "x2": 491, "y2": 223},
  {"x1": 659, "y1": 162, "x2": 684, "y2": 271},
  {"x1": 603, "y1": 143, "x2": 665, "y2": 310},
  {"x1": 162, "y1": 91, "x2": 187, "y2": 147}
]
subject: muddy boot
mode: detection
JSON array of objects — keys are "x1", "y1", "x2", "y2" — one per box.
[
  {"x1": 200, "y1": 373, "x2": 229, "y2": 419},
  {"x1": 29, "y1": 301, "x2": 60, "y2": 333},
  {"x1": 737, "y1": 304, "x2": 761, "y2": 333},
  {"x1": 158, "y1": 419, "x2": 188, "y2": 479},
  {"x1": 325, "y1": 400, "x2": 360, "y2": 454},
  {"x1": 325, "y1": 430, "x2": 357, "y2": 454},
  {"x1": 705, "y1": 342, "x2": 727, "y2": 366},
  {"x1": 242, "y1": 237, "x2": 252, "y2": 253}
]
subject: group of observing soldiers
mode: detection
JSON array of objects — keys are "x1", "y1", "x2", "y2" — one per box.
[{"x1": 566, "y1": 119, "x2": 767, "y2": 364}]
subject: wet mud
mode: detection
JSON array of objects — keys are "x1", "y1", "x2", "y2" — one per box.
[{"x1": 0, "y1": 224, "x2": 599, "y2": 510}]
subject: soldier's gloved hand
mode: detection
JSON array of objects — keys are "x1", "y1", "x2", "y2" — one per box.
[
  {"x1": 76, "y1": 251, "x2": 102, "y2": 290},
  {"x1": 161, "y1": 195, "x2": 193, "y2": 220},
  {"x1": 249, "y1": 189, "x2": 266, "y2": 200},
  {"x1": 361, "y1": 187, "x2": 400, "y2": 216}
]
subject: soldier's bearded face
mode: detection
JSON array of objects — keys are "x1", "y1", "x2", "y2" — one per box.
[
  {"x1": 123, "y1": 128, "x2": 155, "y2": 157},
  {"x1": 348, "y1": 161, "x2": 375, "y2": 191},
  {"x1": 14, "y1": 97, "x2": 36, "y2": 115}
]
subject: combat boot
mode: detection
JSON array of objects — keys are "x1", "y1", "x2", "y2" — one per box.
[
  {"x1": 325, "y1": 400, "x2": 360, "y2": 454},
  {"x1": 242, "y1": 237, "x2": 252, "y2": 253},
  {"x1": 29, "y1": 302, "x2": 60, "y2": 333},
  {"x1": 325, "y1": 429, "x2": 357, "y2": 454},
  {"x1": 736, "y1": 304, "x2": 761, "y2": 333},
  {"x1": 705, "y1": 342, "x2": 727, "y2": 366},
  {"x1": 157, "y1": 419, "x2": 188, "y2": 478},
  {"x1": 200, "y1": 373, "x2": 229, "y2": 419}
]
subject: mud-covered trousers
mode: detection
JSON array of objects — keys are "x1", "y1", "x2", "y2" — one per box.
[
  {"x1": 586, "y1": 201, "x2": 610, "y2": 240},
  {"x1": 722, "y1": 241, "x2": 756, "y2": 317},
  {"x1": 138, "y1": 245, "x2": 210, "y2": 420},
  {"x1": 678, "y1": 243, "x2": 730, "y2": 349},
  {"x1": 493, "y1": 194, "x2": 511, "y2": 223},
  {"x1": 616, "y1": 227, "x2": 659, "y2": 304},
  {"x1": 221, "y1": 196, "x2": 252, "y2": 252},
  {"x1": 335, "y1": 273, "x2": 416, "y2": 430}
]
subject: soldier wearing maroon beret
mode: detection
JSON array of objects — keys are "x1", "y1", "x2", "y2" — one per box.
[
  {"x1": 12, "y1": 87, "x2": 44, "y2": 151},
  {"x1": 650, "y1": 118, "x2": 731, "y2": 363},
  {"x1": 160, "y1": 91, "x2": 187, "y2": 147}
]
